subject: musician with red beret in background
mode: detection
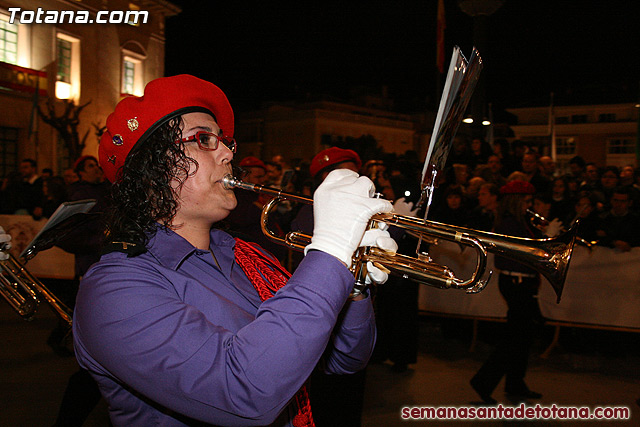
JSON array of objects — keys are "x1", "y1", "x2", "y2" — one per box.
[
  {"x1": 470, "y1": 180, "x2": 545, "y2": 405},
  {"x1": 72, "y1": 75, "x2": 397, "y2": 427},
  {"x1": 290, "y1": 147, "x2": 362, "y2": 237},
  {"x1": 224, "y1": 155, "x2": 287, "y2": 262}
]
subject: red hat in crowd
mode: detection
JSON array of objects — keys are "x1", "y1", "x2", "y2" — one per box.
[
  {"x1": 309, "y1": 147, "x2": 362, "y2": 177},
  {"x1": 98, "y1": 74, "x2": 234, "y2": 183},
  {"x1": 73, "y1": 155, "x2": 98, "y2": 174},
  {"x1": 239, "y1": 156, "x2": 266, "y2": 171},
  {"x1": 500, "y1": 180, "x2": 535, "y2": 195}
]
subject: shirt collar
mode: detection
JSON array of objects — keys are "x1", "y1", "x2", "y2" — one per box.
[{"x1": 146, "y1": 225, "x2": 237, "y2": 270}]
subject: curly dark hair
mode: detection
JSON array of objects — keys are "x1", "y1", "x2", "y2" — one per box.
[{"x1": 105, "y1": 116, "x2": 197, "y2": 247}]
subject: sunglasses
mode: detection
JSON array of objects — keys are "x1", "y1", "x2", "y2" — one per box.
[{"x1": 179, "y1": 131, "x2": 237, "y2": 153}]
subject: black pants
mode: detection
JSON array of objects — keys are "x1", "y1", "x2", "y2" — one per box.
[
  {"x1": 471, "y1": 273, "x2": 543, "y2": 395},
  {"x1": 372, "y1": 275, "x2": 419, "y2": 366},
  {"x1": 309, "y1": 369, "x2": 367, "y2": 427},
  {"x1": 53, "y1": 368, "x2": 104, "y2": 427}
]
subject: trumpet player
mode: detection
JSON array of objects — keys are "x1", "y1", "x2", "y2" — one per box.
[{"x1": 72, "y1": 74, "x2": 397, "y2": 427}]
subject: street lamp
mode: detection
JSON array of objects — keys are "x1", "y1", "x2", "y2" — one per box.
[
  {"x1": 457, "y1": 0, "x2": 504, "y2": 137},
  {"x1": 55, "y1": 81, "x2": 72, "y2": 99}
]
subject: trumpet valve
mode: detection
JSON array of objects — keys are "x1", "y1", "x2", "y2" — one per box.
[{"x1": 417, "y1": 252, "x2": 433, "y2": 263}]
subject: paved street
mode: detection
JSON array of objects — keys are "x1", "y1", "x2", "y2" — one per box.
[
  {"x1": 1, "y1": 300, "x2": 638, "y2": 426},
  {"x1": 362, "y1": 319, "x2": 640, "y2": 426}
]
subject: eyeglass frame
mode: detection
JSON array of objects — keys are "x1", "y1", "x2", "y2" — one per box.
[{"x1": 178, "y1": 131, "x2": 237, "y2": 153}]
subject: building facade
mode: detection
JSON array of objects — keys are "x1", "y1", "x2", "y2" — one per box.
[
  {"x1": 507, "y1": 103, "x2": 639, "y2": 171},
  {"x1": 0, "y1": 0, "x2": 179, "y2": 177},
  {"x1": 235, "y1": 100, "x2": 432, "y2": 164}
]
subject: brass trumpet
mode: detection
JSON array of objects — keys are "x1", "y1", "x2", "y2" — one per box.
[
  {"x1": 0, "y1": 254, "x2": 73, "y2": 326},
  {"x1": 223, "y1": 175, "x2": 577, "y2": 302}
]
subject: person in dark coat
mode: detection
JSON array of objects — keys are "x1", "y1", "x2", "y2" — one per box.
[
  {"x1": 596, "y1": 186, "x2": 640, "y2": 252},
  {"x1": 58, "y1": 155, "x2": 111, "y2": 276},
  {"x1": 470, "y1": 180, "x2": 544, "y2": 404},
  {"x1": 52, "y1": 155, "x2": 110, "y2": 427}
]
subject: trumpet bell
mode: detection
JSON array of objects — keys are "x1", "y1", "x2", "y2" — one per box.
[
  {"x1": 374, "y1": 214, "x2": 576, "y2": 302},
  {"x1": 528, "y1": 224, "x2": 577, "y2": 302}
]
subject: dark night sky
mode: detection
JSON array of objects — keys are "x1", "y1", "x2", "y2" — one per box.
[{"x1": 164, "y1": 1, "x2": 640, "y2": 116}]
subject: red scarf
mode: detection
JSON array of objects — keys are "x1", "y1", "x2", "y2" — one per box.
[{"x1": 233, "y1": 238, "x2": 314, "y2": 427}]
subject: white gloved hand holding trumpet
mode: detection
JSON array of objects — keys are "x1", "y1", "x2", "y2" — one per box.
[
  {"x1": 305, "y1": 169, "x2": 397, "y2": 285},
  {"x1": 0, "y1": 226, "x2": 11, "y2": 261}
]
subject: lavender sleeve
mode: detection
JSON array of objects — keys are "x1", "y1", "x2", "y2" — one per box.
[{"x1": 73, "y1": 250, "x2": 374, "y2": 426}]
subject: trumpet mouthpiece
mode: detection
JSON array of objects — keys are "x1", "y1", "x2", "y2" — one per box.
[{"x1": 221, "y1": 174, "x2": 238, "y2": 190}]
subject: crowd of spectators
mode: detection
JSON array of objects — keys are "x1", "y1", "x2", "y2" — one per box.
[
  {"x1": 1, "y1": 158, "x2": 82, "y2": 219},
  {"x1": 2, "y1": 138, "x2": 640, "y2": 256},
  {"x1": 394, "y1": 138, "x2": 639, "y2": 252},
  {"x1": 432, "y1": 138, "x2": 640, "y2": 252}
]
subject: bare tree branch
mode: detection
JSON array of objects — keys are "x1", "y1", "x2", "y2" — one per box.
[{"x1": 37, "y1": 98, "x2": 92, "y2": 163}]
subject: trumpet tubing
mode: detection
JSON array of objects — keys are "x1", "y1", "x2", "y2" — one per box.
[
  {"x1": 223, "y1": 175, "x2": 577, "y2": 301},
  {"x1": 0, "y1": 255, "x2": 73, "y2": 326}
]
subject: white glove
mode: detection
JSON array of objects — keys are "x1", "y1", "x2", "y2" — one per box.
[
  {"x1": 305, "y1": 169, "x2": 393, "y2": 268},
  {"x1": 0, "y1": 226, "x2": 11, "y2": 261},
  {"x1": 393, "y1": 197, "x2": 419, "y2": 217},
  {"x1": 544, "y1": 218, "x2": 563, "y2": 237},
  {"x1": 359, "y1": 227, "x2": 398, "y2": 285}
]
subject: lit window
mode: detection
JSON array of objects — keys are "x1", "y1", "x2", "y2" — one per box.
[
  {"x1": 56, "y1": 33, "x2": 80, "y2": 100},
  {"x1": 0, "y1": 14, "x2": 19, "y2": 64},
  {"x1": 123, "y1": 60, "x2": 135, "y2": 94},
  {"x1": 57, "y1": 38, "x2": 72, "y2": 83},
  {"x1": 121, "y1": 52, "x2": 144, "y2": 96}
]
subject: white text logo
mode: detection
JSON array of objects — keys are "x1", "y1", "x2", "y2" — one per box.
[{"x1": 8, "y1": 7, "x2": 149, "y2": 25}]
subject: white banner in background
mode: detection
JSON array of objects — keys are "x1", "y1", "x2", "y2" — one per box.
[
  {"x1": 419, "y1": 241, "x2": 640, "y2": 330},
  {"x1": 0, "y1": 215, "x2": 75, "y2": 279}
]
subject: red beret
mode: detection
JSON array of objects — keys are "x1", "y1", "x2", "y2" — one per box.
[
  {"x1": 99, "y1": 74, "x2": 234, "y2": 183},
  {"x1": 73, "y1": 155, "x2": 98, "y2": 174},
  {"x1": 239, "y1": 156, "x2": 266, "y2": 171},
  {"x1": 309, "y1": 147, "x2": 362, "y2": 178},
  {"x1": 500, "y1": 180, "x2": 536, "y2": 195}
]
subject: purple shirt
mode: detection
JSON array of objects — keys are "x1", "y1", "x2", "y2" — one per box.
[{"x1": 73, "y1": 227, "x2": 375, "y2": 426}]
